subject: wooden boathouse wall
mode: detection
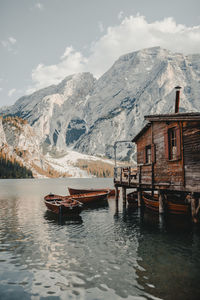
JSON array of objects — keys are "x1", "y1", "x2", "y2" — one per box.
[
  {"x1": 134, "y1": 121, "x2": 185, "y2": 191},
  {"x1": 114, "y1": 114, "x2": 200, "y2": 192},
  {"x1": 135, "y1": 114, "x2": 200, "y2": 193},
  {"x1": 183, "y1": 120, "x2": 200, "y2": 192}
]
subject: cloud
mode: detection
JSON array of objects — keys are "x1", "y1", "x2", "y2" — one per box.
[
  {"x1": 60, "y1": 46, "x2": 74, "y2": 60},
  {"x1": 8, "y1": 88, "x2": 16, "y2": 97},
  {"x1": 35, "y1": 2, "x2": 43, "y2": 10},
  {"x1": 28, "y1": 15, "x2": 200, "y2": 92},
  {"x1": 8, "y1": 37, "x2": 16, "y2": 44},
  {"x1": 98, "y1": 21, "x2": 104, "y2": 33},
  {"x1": 0, "y1": 88, "x2": 2, "y2": 92},
  {"x1": 1, "y1": 36, "x2": 17, "y2": 51},
  {"x1": 27, "y1": 47, "x2": 88, "y2": 93},
  {"x1": 118, "y1": 11, "x2": 124, "y2": 20}
]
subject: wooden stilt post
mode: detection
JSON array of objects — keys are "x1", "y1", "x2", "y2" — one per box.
[
  {"x1": 159, "y1": 190, "x2": 165, "y2": 214},
  {"x1": 122, "y1": 187, "x2": 126, "y2": 205},
  {"x1": 159, "y1": 214, "x2": 165, "y2": 230},
  {"x1": 190, "y1": 196, "x2": 198, "y2": 223},
  {"x1": 115, "y1": 185, "x2": 119, "y2": 216},
  {"x1": 115, "y1": 185, "x2": 119, "y2": 201},
  {"x1": 186, "y1": 193, "x2": 199, "y2": 223},
  {"x1": 58, "y1": 205, "x2": 63, "y2": 224},
  {"x1": 138, "y1": 190, "x2": 142, "y2": 207},
  {"x1": 196, "y1": 198, "x2": 200, "y2": 217}
]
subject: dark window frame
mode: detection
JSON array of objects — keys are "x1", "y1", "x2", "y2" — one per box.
[
  {"x1": 164, "y1": 125, "x2": 181, "y2": 161},
  {"x1": 143, "y1": 144, "x2": 156, "y2": 165},
  {"x1": 145, "y1": 145, "x2": 152, "y2": 164},
  {"x1": 144, "y1": 144, "x2": 152, "y2": 165},
  {"x1": 168, "y1": 127, "x2": 177, "y2": 160}
]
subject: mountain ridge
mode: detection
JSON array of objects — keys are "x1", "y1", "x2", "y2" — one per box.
[{"x1": 1, "y1": 47, "x2": 200, "y2": 162}]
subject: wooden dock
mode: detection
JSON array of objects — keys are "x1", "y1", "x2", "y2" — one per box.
[{"x1": 113, "y1": 111, "x2": 200, "y2": 223}]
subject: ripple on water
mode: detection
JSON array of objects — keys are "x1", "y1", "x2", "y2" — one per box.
[{"x1": 1, "y1": 179, "x2": 200, "y2": 300}]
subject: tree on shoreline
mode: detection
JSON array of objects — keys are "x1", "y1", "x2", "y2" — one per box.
[{"x1": 0, "y1": 156, "x2": 33, "y2": 179}]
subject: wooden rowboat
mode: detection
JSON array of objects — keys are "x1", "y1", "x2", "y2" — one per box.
[
  {"x1": 68, "y1": 187, "x2": 116, "y2": 197},
  {"x1": 127, "y1": 191, "x2": 138, "y2": 207},
  {"x1": 45, "y1": 191, "x2": 109, "y2": 206},
  {"x1": 143, "y1": 192, "x2": 190, "y2": 215},
  {"x1": 70, "y1": 191, "x2": 109, "y2": 204},
  {"x1": 167, "y1": 194, "x2": 190, "y2": 215},
  {"x1": 44, "y1": 194, "x2": 83, "y2": 215},
  {"x1": 143, "y1": 193, "x2": 159, "y2": 212}
]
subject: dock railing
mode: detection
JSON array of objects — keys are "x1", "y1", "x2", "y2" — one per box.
[{"x1": 114, "y1": 166, "x2": 138, "y2": 186}]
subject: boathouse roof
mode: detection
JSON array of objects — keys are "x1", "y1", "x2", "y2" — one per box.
[
  {"x1": 132, "y1": 123, "x2": 151, "y2": 142},
  {"x1": 145, "y1": 112, "x2": 200, "y2": 122},
  {"x1": 132, "y1": 112, "x2": 200, "y2": 142}
]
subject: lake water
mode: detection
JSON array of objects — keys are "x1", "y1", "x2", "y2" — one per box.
[{"x1": 0, "y1": 178, "x2": 200, "y2": 300}]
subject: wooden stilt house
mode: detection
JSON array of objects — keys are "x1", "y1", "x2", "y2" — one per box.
[
  {"x1": 132, "y1": 111, "x2": 200, "y2": 193},
  {"x1": 114, "y1": 87, "x2": 200, "y2": 222}
]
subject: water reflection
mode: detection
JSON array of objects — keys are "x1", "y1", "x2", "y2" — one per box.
[
  {"x1": 0, "y1": 179, "x2": 200, "y2": 300},
  {"x1": 81, "y1": 199, "x2": 109, "y2": 210},
  {"x1": 139, "y1": 208, "x2": 193, "y2": 234},
  {"x1": 112, "y1": 204, "x2": 200, "y2": 300},
  {"x1": 134, "y1": 210, "x2": 200, "y2": 300},
  {"x1": 44, "y1": 210, "x2": 83, "y2": 226}
]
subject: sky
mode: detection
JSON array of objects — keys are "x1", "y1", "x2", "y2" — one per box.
[{"x1": 1, "y1": 0, "x2": 200, "y2": 108}]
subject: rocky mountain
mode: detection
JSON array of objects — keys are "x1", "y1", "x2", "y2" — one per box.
[
  {"x1": 0, "y1": 116, "x2": 114, "y2": 178},
  {"x1": 0, "y1": 118, "x2": 6, "y2": 146},
  {"x1": 0, "y1": 116, "x2": 43, "y2": 177},
  {"x1": 1, "y1": 47, "x2": 200, "y2": 161}
]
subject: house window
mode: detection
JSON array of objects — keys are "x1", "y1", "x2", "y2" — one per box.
[
  {"x1": 145, "y1": 145, "x2": 151, "y2": 164},
  {"x1": 164, "y1": 126, "x2": 181, "y2": 161},
  {"x1": 169, "y1": 128, "x2": 177, "y2": 160}
]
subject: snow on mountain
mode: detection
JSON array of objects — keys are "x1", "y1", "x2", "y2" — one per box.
[
  {"x1": 1, "y1": 47, "x2": 200, "y2": 162},
  {"x1": 45, "y1": 150, "x2": 115, "y2": 178},
  {"x1": 0, "y1": 116, "x2": 114, "y2": 178}
]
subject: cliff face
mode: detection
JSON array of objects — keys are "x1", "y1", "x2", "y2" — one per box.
[
  {"x1": 2, "y1": 117, "x2": 40, "y2": 155},
  {"x1": 0, "y1": 118, "x2": 6, "y2": 146},
  {"x1": 74, "y1": 47, "x2": 200, "y2": 158},
  {"x1": 0, "y1": 117, "x2": 45, "y2": 177},
  {"x1": 0, "y1": 73, "x2": 97, "y2": 153},
  {"x1": 1, "y1": 47, "x2": 200, "y2": 161},
  {"x1": 0, "y1": 116, "x2": 113, "y2": 178}
]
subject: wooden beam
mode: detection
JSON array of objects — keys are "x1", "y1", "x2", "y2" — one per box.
[
  {"x1": 196, "y1": 198, "x2": 200, "y2": 216},
  {"x1": 138, "y1": 190, "x2": 142, "y2": 207},
  {"x1": 139, "y1": 165, "x2": 142, "y2": 186},
  {"x1": 180, "y1": 122, "x2": 186, "y2": 187},
  {"x1": 159, "y1": 191, "x2": 165, "y2": 214},
  {"x1": 151, "y1": 163, "x2": 154, "y2": 190},
  {"x1": 128, "y1": 167, "x2": 131, "y2": 186},
  {"x1": 190, "y1": 197, "x2": 198, "y2": 223},
  {"x1": 145, "y1": 113, "x2": 200, "y2": 122},
  {"x1": 115, "y1": 185, "x2": 119, "y2": 201},
  {"x1": 122, "y1": 187, "x2": 126, "y2": 205},
  {"x1": 114, "y1": 185, "x2": 119, "y2": 216},
  {"x1": 186, "y1": 193, "x2": 199, "y2": 223}
]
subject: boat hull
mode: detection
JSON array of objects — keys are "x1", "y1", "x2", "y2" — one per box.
[
  {"x1": 68, "y1": 187, "x2": 115, "y2": 197},
  {"x1": 143, "y1": 194, "x2": 159, "y2": 212},
  {"x1": 71, "y1": 191, "x2": 109, "y2": 204},
  {"x1": 45, "y1": 191, "x2": 109, "y2": 205},
  {"x1": 143, "y1": 193, "x2": 190, "y2": 215},
  {"x1": 127, "y1": 191, "x2": 138, "y2": 206},
  {"x1": 167, "y1": 201, "x2": 190, "y2": 215},
  {"x1": 44, "y1": 194, "x2": 82, "y2": 215}
]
